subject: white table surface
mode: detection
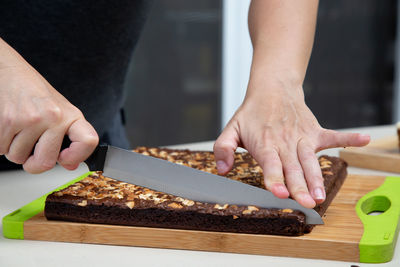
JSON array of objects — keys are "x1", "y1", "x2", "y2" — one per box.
[{"x1": 1, "y1": 124, "x2": 399, "y2": 267}]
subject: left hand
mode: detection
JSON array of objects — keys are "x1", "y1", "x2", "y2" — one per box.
[{"x1": 213, "y1": 80, "x2": 370, "y2": 208}]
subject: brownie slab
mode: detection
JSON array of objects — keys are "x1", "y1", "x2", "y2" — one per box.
[{"x1": 45, "y1": 147, "x2": 348, "y2": 236}]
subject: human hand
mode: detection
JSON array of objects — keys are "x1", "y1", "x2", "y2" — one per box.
[
  {"x1": 0, "y1": 39, "x2": 98, "y2": 173},
  {"x1": 213, "y1": 80, "x2": 370, "y2": 209}
]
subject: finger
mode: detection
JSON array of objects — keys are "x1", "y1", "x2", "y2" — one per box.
[
  {"x1": 0, "y1": 115, "x2": 18, "y2": 155},
  {"x1": 318, "y1": 129, "x2": 370, "y2": 151},
  {"x1": 5, "y1": 128, "x2": 43, "y2": 164},
  {"x1": 257, "y1": 148, "x2": 289, "y2": 199},
  {"x1": 297, "y1": 138, "x2": 325, "y2": 204},
  {"x1": 58, "y1": 119, "x2": 99, "y2": 169},
  {"x1": 23, "y1": 128, "x2": 65, "y2": 173},
  {"x1": 0, "y1": 130, "x2": 16, "y2": 156},
  {"x1": 213, "y1": 123, "x2": 240, "y2": 175},
  {"x1": 281, "y1": 151, "x2": 316, "y2": 209}
]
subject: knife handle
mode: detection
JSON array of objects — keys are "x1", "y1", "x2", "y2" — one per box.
[{"x1": 61, "y1": 136, "x2": 108, "y2": 172}]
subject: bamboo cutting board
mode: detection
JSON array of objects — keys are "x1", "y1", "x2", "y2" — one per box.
[
  {"x1": 3, "y1": 173, "x2": 400, "y2": 263},
  {"x1": 340, "y1": 135, "x2": 400, "y2": 173}
]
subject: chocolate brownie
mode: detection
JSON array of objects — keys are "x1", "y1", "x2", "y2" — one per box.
[{"x1": 45, "y1": 147, "x2": 348, "y2": 236}]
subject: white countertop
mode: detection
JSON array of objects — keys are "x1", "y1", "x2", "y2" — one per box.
[{"x1": 1, "y1": 124, "x2": 399, "y2": 267}]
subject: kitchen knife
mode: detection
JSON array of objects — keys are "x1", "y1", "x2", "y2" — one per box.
[{"x1": 82, "y1": 144, "x2": 324, "y2": 225}]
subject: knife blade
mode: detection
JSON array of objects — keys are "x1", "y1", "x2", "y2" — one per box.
[{"x1": 84, "y1": 145, "x2": 323, "y2": 225}]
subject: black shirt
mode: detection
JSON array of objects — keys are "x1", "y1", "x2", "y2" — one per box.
[{"x1": 0, "y1": 0, "x2": 151, "y2": 169}]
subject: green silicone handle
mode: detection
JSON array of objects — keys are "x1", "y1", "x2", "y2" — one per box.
[
  {"x1": 2, "y1": 172, "x2": 92, "y2": 239},
  {"x1": 356, "y1": 176, "x2": 400, "y2": 263}
]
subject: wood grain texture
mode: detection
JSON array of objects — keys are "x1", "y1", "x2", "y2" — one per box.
[
  {"x1": 340, "y1": 136, "x2": 400, "y2": 173},
  {"x1": 24, "y1": 175, "x2": 386, "y2": 262}
]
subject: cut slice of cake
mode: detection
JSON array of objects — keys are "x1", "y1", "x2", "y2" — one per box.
[{"x1": 45, "y1": 147, "x2": 348, "y2": 236}]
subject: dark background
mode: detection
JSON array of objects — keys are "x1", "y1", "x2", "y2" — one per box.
[
  {"x1": 123, "y1": 0, "x2": 397, "y2": 147},
  {"x1": 305, "y1": 0, "x2": 396, "y2": 129},
  {"x1": 124, "y1": 0, "x2": 222, "y2": 147}
]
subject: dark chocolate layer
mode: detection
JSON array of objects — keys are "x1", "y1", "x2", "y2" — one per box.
[{"x1": 45, "y1": 147, "x2": 347, "y2": 236}]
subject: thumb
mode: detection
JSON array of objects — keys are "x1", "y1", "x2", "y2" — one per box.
[
  {"x1": 318, "y1": 129, "x2": 370, "y2": 151},
  {"x1": 213, "y1": 122, "x2": 240, "y2": 175},
  {"x1": 58, "y1": 118, "x2": 99, "y2": 170}
]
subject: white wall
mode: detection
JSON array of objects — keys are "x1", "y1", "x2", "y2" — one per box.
[{"x1": 221, "y1": 0, "x2": 253, "y2": 129}]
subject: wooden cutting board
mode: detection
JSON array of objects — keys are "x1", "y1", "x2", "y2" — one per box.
[
  {"x1": 3, "y1": 173, "x2": 400, "y2": 263},
  {"x1": 340, "y1": 135, "x2": 400, "y2": 173}
]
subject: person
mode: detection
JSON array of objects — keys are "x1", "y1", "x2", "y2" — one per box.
[
  {"x1": 0, "y1": 0, "x2": 370, "y2": 209},
  {"x1": 0, "y1": 0, "x2": 151, "y2": 169}
]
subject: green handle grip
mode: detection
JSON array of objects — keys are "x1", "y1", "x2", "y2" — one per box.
[
  {"x1": 356, "y1": 176, "x2": 400, "y2": 263},
  {"x1": 2, "y1": 172, "x2": 92, "y2": 239}
]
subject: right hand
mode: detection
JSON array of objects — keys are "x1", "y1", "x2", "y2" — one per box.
[{"x1": 0, "y1": 38, "x2": 99, "y2": 173}]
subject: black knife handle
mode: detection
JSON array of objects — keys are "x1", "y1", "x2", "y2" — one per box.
[
  {"x1": 84, "y1": 144, "x2": 108, "y2": 171},
  {"x1": 61, "y1": 136, "x2": 108, "y2": 172}
]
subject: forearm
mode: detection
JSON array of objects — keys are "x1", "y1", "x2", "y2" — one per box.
[
  {"x1": 248, "y1": 0, "x2": 319, "y2": 91},
  {"x1": 215, "y1": 0, "x2": 370, "y2": 208}
]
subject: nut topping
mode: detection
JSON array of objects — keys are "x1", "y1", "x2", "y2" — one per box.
[
  {"x1": 247, "y1": 206, "x2": 259, "y2": 211},
  {"x1": 214, "y1": 204, "x2": 229, "y2": 210},
  {"x1": 78, "y1": 200, "x2": 87, "y2": 207},
  {"x1": 242, "y1": 209, "x2": 252, "y2": 215},
  {"x1": 242, "y1": 206, "x2": 259, "y2": 215},
  {"x1": 168, "y1": 202, "x2": 183, "y2": 209},
  {"x1": 126, "y1": 201, "x2": 135, "y2": 209},
  {"x1": 282, "y1": 209, "x2": 293, "y2": 213},
  {"x1": 182, "y1": 199, "x2": 195, "y2": 206}
]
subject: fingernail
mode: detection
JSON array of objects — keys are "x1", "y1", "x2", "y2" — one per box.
[
  {"x1": 216, "y1": 160, "x2": 228, "y2": 173},
  {"x1": 359, "y1": 134, "x2": 370, "y2": 139},
  {"x1": 273, "y1": 184, "x2": 289, "y2": 198},
  {"x1": 276, "y1": 184, "x2": 286, "y2": 193},
  {"x1": 313, "y1": 187, "x2": 325, "y2": 200}
]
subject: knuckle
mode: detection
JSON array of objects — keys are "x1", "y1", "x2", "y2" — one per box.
[
  {"x1": 213, "y1": 137, "x2": 232, "y2": 150},
  {"x1": 24, "y1": 112, "x2": 42, "y2": 126},
  {"x1": 2, "y1": 111, "x2": 16, "y2": 128},
  {"x1": 83, "y1": 133, "x2": 99, "y2": 147},
  {"x1": 213, "y1": 144, "x2": 228, "y2": 156},
  {"x1": 212, "y1": 140, "x2": 223, "y2": 151},
  {"x1": 213, "y1": 141, "x2": 234, "y2": 160},
  {"x1": 59, "y1": 158, "x2": 78, "y2": 167},
  {"x1": 258, "y1": 152, "x2": 280, "y2": 168},
  {"x1": 69, "y1": 106, "x2": 84, "y2": 119},
  {"x1": 23, "y1": 164, "x2": 44, "y2": 174},
  {"x1": 39, "y1": 162, "x2": 56, "y2": 172},
  {"x1": 5, "y1": 153, "x2": 26, "y2": 165},
  {"x1": 300, "y1": 148, "x2": 316, "y2": 159},
  {"x1": 309, "y1": 175, "x2": 324, "y2": 185},
  {"x1": 265, "y1": 175, "x2": 284, "y2": 185},
  {"x1": 45, "y1": 105, "x2": 63, "y2": 123},
  {"x1": 23, "y1": 158, "x2": 56, "y2": 174},
  {"x1": 285, "y1": 165, "x2": 303, "y2": 175},
  {"x1": 290, "y1": 186, "x2": 309, "y2": 195},
  {"x1": 40, "y1": 157, "x2": 57, "y2": 170}
]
